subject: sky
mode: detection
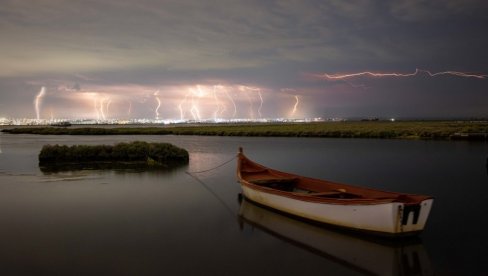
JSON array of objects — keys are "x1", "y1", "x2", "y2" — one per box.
[{"x1": 0, "y1": 0, "x2": 487, "y2": 120}]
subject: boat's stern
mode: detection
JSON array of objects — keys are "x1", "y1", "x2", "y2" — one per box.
[{"x1": 394, "y1": 198, "x2": 434, "y2": 235}]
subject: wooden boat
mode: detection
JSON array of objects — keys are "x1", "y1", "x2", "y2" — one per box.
[{"x1": 236, "y1": 148, "x2": 434, "y2": 237}]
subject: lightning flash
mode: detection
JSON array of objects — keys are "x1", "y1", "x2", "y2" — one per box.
[
  {"x1": 212, "y1": 86, "x2": 226, "y2": 120},
  {"x1": 315, "y1": 68, "x2": 487, "y2": 80},
  {"x1": 22, "y1": 83, "x2": 306, "y2": 122},
  {"x1": 34, "y1": 86, "x2": 46, "y2": 120},
  {"x1": 178, "y1": 92, "x2": 190, "y2": 120},
  {"x1": 240, "y1": 86, "x2": 264, "y2": 119},
  {"x1": 221, "y1": 86, "x2": 237, "y2": 118},
  {"x1": 127, "y1": 101, "x2": 132, "y2": 116},
  {"x1": 154, "y1": 90, "x2": 161, "y2": 119},
  {"x1": 257, "y1": 90, "x2": 263, "y2": 118},
  {"x1": 291, "y1": 95, "x2": 299, "y2": 117}
]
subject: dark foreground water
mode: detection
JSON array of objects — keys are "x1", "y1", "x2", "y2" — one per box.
[{"x1": 0, "y1": 131, "x2": 487, "y2": 275}]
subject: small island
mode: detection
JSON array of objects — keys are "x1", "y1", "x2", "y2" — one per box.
[{"x1": 39, "y1": 141, "x2": 189, "y2": 171}]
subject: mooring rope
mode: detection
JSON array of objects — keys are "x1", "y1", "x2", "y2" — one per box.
[
  {"x1": 185, "y1": 172, "x2": 236, "y2": 217},
  {"x1": 184, "y1": 154, "x2": 239, "y2": 217},
  {"x1": 185, "y1": 155, "x2": 237, "y2": 174}
]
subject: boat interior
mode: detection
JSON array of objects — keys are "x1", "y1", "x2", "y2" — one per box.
[
  {"x1": 238, "y1": 153, "x2": 432, "y2": 204},
  {"x1": 241, "y1": 168, "x2": 364, "y2": 199}
]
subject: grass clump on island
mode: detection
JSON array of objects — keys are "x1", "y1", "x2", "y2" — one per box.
[
  {"x1": 4, "y1": 121, "x2": 488, "y2": 140},
  {"x1": 39, "y1": 141, "x2": 189, "y2": 170}
]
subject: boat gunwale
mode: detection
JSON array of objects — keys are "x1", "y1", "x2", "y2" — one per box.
[{"x1": 239, "y1": 178, "x2": 402, "y2": 205}]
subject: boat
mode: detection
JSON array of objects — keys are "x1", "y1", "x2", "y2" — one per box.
[
  {"x1": 238, "y1": 196, "x2": 433, "y2": 276},
  {"x1": 236, "y1": 147, "x2": 434, "y2": 237}
]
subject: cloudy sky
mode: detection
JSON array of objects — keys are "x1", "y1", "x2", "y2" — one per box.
[{"x1": 1, "y1": 0, "x2": 487, "y2": 120}]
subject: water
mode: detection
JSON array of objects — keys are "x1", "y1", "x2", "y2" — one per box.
[{"x1": 0, "y1": 131, "x2": 487, "y2": 275}]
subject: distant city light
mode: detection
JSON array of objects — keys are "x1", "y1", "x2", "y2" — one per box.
[{"x1": 0, "y1": 117, "x2": 330, "y2": 126}]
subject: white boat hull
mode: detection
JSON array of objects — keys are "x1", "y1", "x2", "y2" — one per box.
[
  {"x1": 239, "y1": 198, "x2": 434, "y2": 276},
  {"x1": 241, "y1": 184, "x2": 433, "y2": 236}
]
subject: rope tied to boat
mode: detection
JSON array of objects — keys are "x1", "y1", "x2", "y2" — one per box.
[
  {"x1": 185, "y1": 154, "x2": 239, "y2": 218},
  {"x1": 185, "y1": 172, "x2": 236, "y2": 218},
  {"x1": 185, "y1": 155, "x2": 237, "y2": 174}
]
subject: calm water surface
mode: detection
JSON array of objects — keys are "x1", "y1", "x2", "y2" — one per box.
[{"x1": 0, "y1": 131, "x2": 487, "y2": 275}]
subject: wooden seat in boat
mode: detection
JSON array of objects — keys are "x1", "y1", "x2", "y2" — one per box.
[
  {"x1": 306, "y1": 189, "x2": 363, "y2": 199},
  {"x1": 249, "y1": 177, "x2": 298, "y2": 192}
]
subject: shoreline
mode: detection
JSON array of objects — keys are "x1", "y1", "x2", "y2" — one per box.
[{"x1": 2, "y1": 121, "x2": 488, "y2": 141}]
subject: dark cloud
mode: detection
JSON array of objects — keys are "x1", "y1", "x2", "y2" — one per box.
[
  {"x1": 72, "y1": 83, "x2": 81, "y2": 91},
  {"x1": 0, "y1": 0, "x2": 487, "y2": 119}
]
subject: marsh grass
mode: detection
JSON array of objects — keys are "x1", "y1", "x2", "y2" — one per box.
[
  {"x1": 38, "y1": 141, "x2": 189, "y2": 170},
  {"x1": 4, "y1": 121, "x2": 488, "y2": 140}
]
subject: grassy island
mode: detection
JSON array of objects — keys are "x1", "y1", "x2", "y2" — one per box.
[
  {"x1": 3, "y1": 121, "x2": 488, "y2": 140},
  {"x1": 38, "y1": 141, "x2": 189, "y2": 171}
]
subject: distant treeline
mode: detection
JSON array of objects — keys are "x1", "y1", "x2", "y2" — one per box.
[
  {"x1": 39, "y1": 141, "x2": 189, "y2": 166},
  {"x1": 4, "y1": 121, "x2": 488, "y2": 140}
]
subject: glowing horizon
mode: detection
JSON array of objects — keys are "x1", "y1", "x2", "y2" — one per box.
[
  {"x1": 16, "y1": 68, "x2": 488, "y2": 121},
  {"x1": 26, "y1": 83, "x2": 308, "y2": 121}
]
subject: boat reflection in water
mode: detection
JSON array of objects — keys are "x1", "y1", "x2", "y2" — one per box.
[{"x1": 238, "y1": 195, "x2": 433, "y2": 276}]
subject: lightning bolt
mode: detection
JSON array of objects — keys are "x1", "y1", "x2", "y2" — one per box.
[
  {"x1": 223, "y1": 87, "x2": 237, "y2": 118},
  {"x1": 315, "y1": 68, "x2": 487, "y2": 80},
  {"x1": 212, "y1": 86, "x2": 223, "y2": 120},
  {"x1": 189, "y1": 88, "x2": 201, "y2": 120},
  {"x1": 281, "y1": 88, "x2": 302, "y2": 118},
  {"x1": 242, "y1": 88, "x2": 254, "y2": 119},
  {"x1": 178, "y1": 92, "x2": 190, "y2": 120},
  {"x1": 154, "y1": 90, "x2": 161, "y2": 119},
  {"x1": 214, "y1": 86, "x2": 227, "y2": 117},
  {"x1": 127, "y1": 101, "x2": 132, "y2": 116},
  {"x1": 34, "y1": 86, "x2": 46, "y2": 120},
  {"x1": 426, "y1": 70, "x2": 487, "y2": 79},
  {"x1": 240, "y1": 85, "x2": 264, "y2": 119},
  {"x1": 106, "y1": 99, "x2": 112, "y2": 119},
  {"x1": 93, "y1": 97, "x2": 100, "y2": 120},
  {"x1": 291, "y1": 95, "x2": 299, "y2": 117},
  {"x1": 257, "y1": 89, "x2": 263, "y2": 118},
  {"x1": 99, "y1": 97, "x2": 107, "y2": 120}
]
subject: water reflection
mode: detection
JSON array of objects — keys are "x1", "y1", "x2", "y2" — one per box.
[
  {"x1": 238, "y1": 196, "x2": 433, "y2": 276},
  {"x1": 40, "y1": 162, "x2": 188, "y2": 174}
]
